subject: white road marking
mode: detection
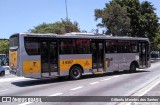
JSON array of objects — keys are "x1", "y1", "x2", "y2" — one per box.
[
  {"x1": 70, "y1": 86, "x2": 83, "y2": 91},
  {"x1": 118, "y1": 76, "x2": 160, "y2": 105},
  {"x1": 89, "y1": 82, "x2": 99, "y2": 85},
  {"x1": 139, "y1": 82, "x2": 160, "y2": 96},
  {"x1": 101, "y1": 75, "x2": 119, "y2": 81},
  {"x1": 113, "y1": 75, "x2": 120, "y2": 78},
  {"x1": 123, "y1": 80, "x2": 160, "y2": 105},
  {"x1": 49, "y1": 93, "x2": 63, "y2": 96},
  {"x1": 101, "y1": 78, "x2": 112, "y2": 81},
  {"x1": 19, "y1": 102, "x2": 32, "y2": 105},
  {"x1": 0, "y1": 89, "x2": 8, "y2": 92},
  {"x1": 134, "y1": 77, "x2": 160, "y2": 96}
]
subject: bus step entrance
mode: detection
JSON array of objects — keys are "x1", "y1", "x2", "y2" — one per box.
[
  {"x1": 92, "y1": 68, "x2": 104, "y2": 74},
  {"x1": 41, "y1": 72, "x2": 58, "y2": 78},
  {"x1": 42, "y1": 75, "x2": 59, "y2": 78},
  {"x1": 93, "y1": 71, "x2": 104, "y2": 74}
]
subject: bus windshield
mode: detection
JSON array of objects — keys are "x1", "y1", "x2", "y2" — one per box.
[{"x1": 10, "y1": 34, "x2": 19, "y2": 50}]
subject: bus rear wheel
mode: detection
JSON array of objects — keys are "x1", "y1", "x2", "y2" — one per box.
[
  {"x1": 69, "y1": 66, "x2": 82, "y2": 80},
  {"x1": 130, "y1": 63, "x2": 136, "y2": 73}
]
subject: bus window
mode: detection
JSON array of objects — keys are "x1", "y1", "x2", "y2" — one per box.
[
  {"x1": 24, "y1": 37, "x2": 40, "y2": 55},
  {"x1": 131, "y1": 42, "x2": 138, "y2": 53},
  {"x1": 59, "y1": 39, "x2": 76, "y2": 54},
  {"x1": 10, "y1": 34, "x2": 19, "y2": 50},
  {"x1": 111, "y1": 41, "x2": 117, "y2": 53},
  {"x1": 60, "y1": 39, "x2": 90, "y2": 54},
  {"x1": 75, "y1": 39, "x2": 90, "y2": 54}
]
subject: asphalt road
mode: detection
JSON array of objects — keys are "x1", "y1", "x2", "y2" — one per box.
[{"x1": 0, "y1": 61, "x2": 160, "y2": 105}]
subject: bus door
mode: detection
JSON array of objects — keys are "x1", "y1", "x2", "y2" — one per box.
[
  {"x1": 91, "y1": 40, "x2": 104, "y2": 72},
  {"x1": 41, "y1": 41, "x2": 58, "y2": 77},
  {"x1": 139, "y1": 41, "x2": 148, "y2": 68}
]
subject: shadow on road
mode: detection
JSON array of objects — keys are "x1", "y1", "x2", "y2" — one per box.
[
  {"x1": 11, "y1": 70, "x2": 149, "y2": 87},
  {"x1": 82, "y1": 70, "x2": 149, "y2": 79}
]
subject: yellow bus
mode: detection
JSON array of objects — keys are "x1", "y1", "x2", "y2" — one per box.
[{"x1": 9, "y1": 33, "x2": 150, "y2": 79}]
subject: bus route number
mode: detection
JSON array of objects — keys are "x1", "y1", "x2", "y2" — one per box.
[{"x1": 62, "y1": 60, "x2": 73, "y2": 64}]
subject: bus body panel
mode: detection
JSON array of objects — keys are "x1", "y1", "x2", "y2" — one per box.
[
  {"x1": 9, "y1": 34, "x2": 22, "y2": 76},
  {"x1": 105, "y1": 53, "x2": 139, "y2": 72},
  {"x1": 20, "y1": 34, "x2": 41, "y2": 78},
  {"x1": 22, "y1": 57, "x2": 41, "y2": 78},
  {"x1": 9, "y1": 51, "x2": 18, "y2": 69},
  {"x1": 59, "y1": 54, "x2": 92, "y2": 76},
  {"x1": 9, "y1": 50, "x2": 20, "y2": 75}
]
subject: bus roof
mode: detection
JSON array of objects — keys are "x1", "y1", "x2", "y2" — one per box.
[{"x1": 11, "y1": 32, "x2": 149, "y2": 42}]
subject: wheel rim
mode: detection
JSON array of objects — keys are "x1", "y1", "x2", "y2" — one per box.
[
  {"x1": 72, "y1": 68, "x2": 80, "y2": 77},
  {"x1": 70, "y1": 67, "x2": 82, "y2": 79}
]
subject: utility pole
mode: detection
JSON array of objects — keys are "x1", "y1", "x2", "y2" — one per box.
[{"x1": 65, "y1": 0, "x2": 68, "y2": 20}]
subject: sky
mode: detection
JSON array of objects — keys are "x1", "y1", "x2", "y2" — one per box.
[{"x1": 0, "y1": 0, "x2": 160, "y2": 39}]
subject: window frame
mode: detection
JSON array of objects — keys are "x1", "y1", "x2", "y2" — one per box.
[
  {"x1": 59, "y1": 38, "x2": 91, "y2": 54},
  {"x1": 24, "y1": 37, "x2": 40, "y2": 55}
]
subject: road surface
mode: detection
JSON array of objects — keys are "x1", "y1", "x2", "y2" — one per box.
[{"x1": 0, "y1": 61, "x2": 160, "y2": 105}]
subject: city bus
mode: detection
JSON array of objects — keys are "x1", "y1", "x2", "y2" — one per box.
[{"x1": 9, "y1": 33, "x2": 150, "y2": 79}]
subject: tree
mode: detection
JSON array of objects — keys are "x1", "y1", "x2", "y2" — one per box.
[
  {"x1": 0, "y1": 40, "x2": 9, "y2": 54},
  {"x1": 153, "y1": 25, "x2": 160, "y2": 50},
  {"x1": 95, "y1": 1, "x2": 130, "y2": 36},
  {"x1": 29, "y1": 19, "x2": 80, "y2": 34},
  {"x1": 140, "y1": 1, "x2": 159, "y2": 41},
  {"x1": 114, "y1": 0, "x2": 159, "y2": 51},
  {"x1": 154, "y1": 34, "x2": 160, "y2": 50},
  {"x1": 94, "y1": 0, "x2": 159, "y2": 40}
]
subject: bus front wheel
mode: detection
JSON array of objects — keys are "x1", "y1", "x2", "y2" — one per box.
[
  {"x1": 130, "y1": 63, "x2": 136, "y2": 73},
  {"x1": 69, "y1": 66, "x2": 82, "y2": 80}
]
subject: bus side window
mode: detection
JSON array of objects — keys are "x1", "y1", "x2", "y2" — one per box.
[
  {"x1": 59, "y1": 39, "x2": 73, "y2": 54},
  {"x1": 24, "y1": 37, "x2": 40, "y2": 55},
  {"x1": 113, "y1": 41, "x2": 117, "y2": 53},
  {"x1": 105, "y1": 41, "x2": 110, "y2": 53},
  {"x1": 59, "y1": 39, "x2": 90, "y2": 54},
  {"x1": 76, "y1": 39, "x2": 90, "y2": 54},
  {"x1": 131, "y1": 43, "x2": 138, "y2": 53}
]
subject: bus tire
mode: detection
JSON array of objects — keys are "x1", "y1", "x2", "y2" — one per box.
[
  {"x1": 69, "y1": 66, "x2": 82, "y2": 80},
  {"x1": 130, "y1": 62, "x2": 136, "y2": 73},
  {"x1": 114, "y1": 71, "x2": 119, "y2": 73}
]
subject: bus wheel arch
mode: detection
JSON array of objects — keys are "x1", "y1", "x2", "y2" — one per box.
[
  {"x1": 130, "y1": 61, "x2": 139, "y2": 73},
  {"x1": 69, "y1": 64, "x2": 83, "y2": 80}
]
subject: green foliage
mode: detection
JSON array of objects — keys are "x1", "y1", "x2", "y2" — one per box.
[
  {"x1": 95, "y1": 0, "x2": 160, "y2": 50},
  {"x1": 154, "y1": 34, "x2": 160, "y2": 50},
  {"x1": 95, "y1": 1, "x2": 130, "y2": 36},
  {"x1": 30, "y1": 19, "x2": 80, "y2": 34},
  {"x1": 139, "y1": 1, "x2": 159, "y2": 41},
  {"x1": 153, "y1": 25, "x2": 160, "y2": 50},
  {"x1": 0, "y1": 40, "x2": 9, "y2": 54},
  {"x1": 94, "y1": 0, "x2": 159, "y2": 40}
]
